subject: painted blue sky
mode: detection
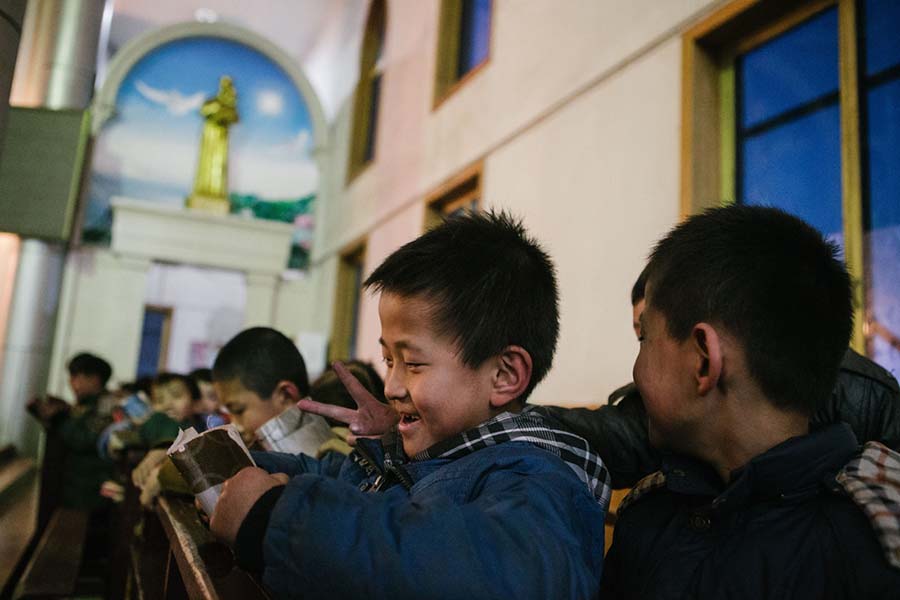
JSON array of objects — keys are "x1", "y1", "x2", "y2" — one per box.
[
  {"x1": 90, "y1": 36, "x2": 318, "y2": 201},
  {"x1": 115, "y1": 37, "x2": 313, "y2": 150}
]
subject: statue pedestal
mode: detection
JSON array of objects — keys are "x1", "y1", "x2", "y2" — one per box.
[
  {"x1": 45, "y1": 197, "x2": 297, "y2": 393},
  {"x1": 186, "y1": 193, "x2": 230, "y2": 215}
]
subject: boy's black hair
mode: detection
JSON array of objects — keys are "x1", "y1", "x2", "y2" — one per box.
[
  {"x1": 120, "y1": 377, "x2": 153, "y2": 397},
  {"x1": 312, "y1": 361, "x2": 386, "y2": 426},
  {"x1": 67, "y1": 352, "x2": 112, "y2": 386},
  {"x1": 631, "y1": 266, "x2": 649, "y2": 306},
  {"x1": 645, "y1": 205, "x2": 852, "y2": 415},
  {"x1": 153, "y1": 372, "x2": 201, "y2": 401},
  {"x1": 212, "y1": 327, "x2": 310, "y2": 399},
  {"x1": 365, "y1": 210, "x2": 559, "y2": 401},
  {"x1": 189, "y1": 368, "x2": 213, "y2": 384}
]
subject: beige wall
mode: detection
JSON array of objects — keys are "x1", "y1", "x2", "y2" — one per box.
[{"x1": 307, "y1": 0, "x2": 723, "y2": 405}]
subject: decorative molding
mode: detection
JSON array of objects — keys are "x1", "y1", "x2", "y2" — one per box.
[{"x1": 110, "y1": 197, "x2": 294, "y2": 276}]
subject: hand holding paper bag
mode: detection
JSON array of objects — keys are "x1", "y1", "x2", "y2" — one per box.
[
  {"x1": 166, "y1": 424, "x2": 255, "y2": 515},
  {"x1": 210, "y1": 467, "x2": 289, "y2": 545}
]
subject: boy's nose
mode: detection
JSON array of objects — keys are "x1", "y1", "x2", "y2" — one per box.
[{"x1": 383, "y1": 369, "x2": 408, "y2": 402}]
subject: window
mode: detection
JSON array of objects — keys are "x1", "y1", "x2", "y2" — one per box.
[
  {"x1": 137, "y1": 305, "x2": 172, "y2": 378},
  {"x1": 348, "y1": 0, "x2": 386, "y2": 181},
  {"x1": 329, "y1": 245, "x2": 366, "y2": 362},
  {"x1": 434, "y1": 0, "x2": 492, "y2": 107},
  {"x1": 683, "y1": 0, "x2": 900, "y2": 374},
  {"x1": 424, "y1": 162, "x2": 482, "y2": 231}
]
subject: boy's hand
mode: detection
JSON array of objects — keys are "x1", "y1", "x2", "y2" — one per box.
[
  {"x1": 132, "y1": 449, "x2": 168, "y2": 488},
  {"x1": 210, "y1": 467, "x2": 288, "y2": 545},
  {"x1": 297, "y1": 361, "x2": 398, "y2": 438}
]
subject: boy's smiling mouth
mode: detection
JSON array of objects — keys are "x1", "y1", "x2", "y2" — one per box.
[{"x1": 397, "y1": 411, "x2": 421, "y2": 433}]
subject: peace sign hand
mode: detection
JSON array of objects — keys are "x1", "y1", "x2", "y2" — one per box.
[{"x1": 297, "y1": 361, "x2": 398, "y2": 439}]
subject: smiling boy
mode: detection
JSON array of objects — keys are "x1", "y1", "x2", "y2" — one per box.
[{"x1": 210, "y1": 212, "x2": 610, "y2": 599}]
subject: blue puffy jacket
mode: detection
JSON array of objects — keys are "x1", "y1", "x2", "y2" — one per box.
[{"x1": 243, "y1": 417, "x2": 607, "y2": 600}]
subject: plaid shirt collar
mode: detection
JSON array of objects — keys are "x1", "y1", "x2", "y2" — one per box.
[
  {"x1": 412, "y1": 406, "x2": 611, "y2": 508},
  {"x1": 836, "y1": 441, "x2": 900, "y2": 570}
]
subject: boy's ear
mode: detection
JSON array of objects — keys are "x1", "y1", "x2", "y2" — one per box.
[
  {"x1": 691, "y1": 323, "x2": 722, "y2": 396},
  {"x1": 490, "y1": 345, "x2": 533, "y2": 409},
  {"x1": 273, "y1": 380, "x2": 301, "y2": 406}
]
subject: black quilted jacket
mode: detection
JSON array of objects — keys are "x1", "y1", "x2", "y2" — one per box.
[{"x1": 545, "y1": 348, "x2": 900, "y2": 489}]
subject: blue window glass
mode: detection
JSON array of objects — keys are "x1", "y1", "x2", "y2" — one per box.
[
  {"x1": 364, "y1": 74, "x2": 381, "y2": 163},
  {"x1": 457, "y1": 0, "x2": 491, "y2": 78},
  {"x1": 137, "y1": 309, "x2": 166, "y2": 378},
  {"x1": 865, "y1": 75, "x2": 900, "y2": 375},
  {"x1": 740, "y1": 104, "x2": 843, "y2": 244},
  {"x1": 864, "y1": 0, "x2": 900, "y2": 77},
  {"x1": 739, "y1": 7, "x2": 838, "y2": 130},
  {"x1": 348, "y1": 261, "x2": 364, "y2": 360}
]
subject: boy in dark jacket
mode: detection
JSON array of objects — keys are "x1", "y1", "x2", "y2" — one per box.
[
  {"x1": 210, "y1": 212, "x2": 610, "y2": 599},
  {"x1": 550, "y1": 270, "x2": 900, "y2": 490},
  {"x1": 600, "y1": 205, "x2": 900, "y2": 599},
  {"x1": 28, "y1": 352, "x2": 115, "y2": 510}
]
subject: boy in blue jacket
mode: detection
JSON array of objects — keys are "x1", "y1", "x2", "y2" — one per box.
[{"x1": 210, "y1": 211, "x2": 610, "y2": 599}]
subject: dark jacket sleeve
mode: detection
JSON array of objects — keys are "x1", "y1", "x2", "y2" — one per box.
[
  {"x1": 813, "y1": 348, "x2": 900, "y2": 450},
  {"x1": 544, "y1": 389, "x2": 660, "y2": 489},
  {"x1": 548, "y1": 350, "x2": 900, "y2": 489},
  {"x1": 259, "y1": 458, "x2": 605, "y2": 600},
  {"x1": 53, "y1": 410, "x2": 110, "y2": 453}
]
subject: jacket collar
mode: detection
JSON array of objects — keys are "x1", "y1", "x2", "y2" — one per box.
[
  {"x1": 662, "y1": 423, "x2": 859, "y2": 511},
  {"x1": 412, "y1": 407, "x2": 611, "y2": 505},
  {"x1": 353, "y1": 408, "x2": 612, "y2": 505}
]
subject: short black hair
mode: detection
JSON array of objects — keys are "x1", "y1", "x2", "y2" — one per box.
[
  {"x1": 67, "y1": 352, "x2": 112, "y2": 386},
  {"x1": 212, "y1": 327, "x2": 310, "y2": 399},
  {"x1": 120, "y1": 377, "x2": 153, "y2": 397},
  {"x1": 631, "y1": 265, "x2": 649, "y2": 306},
  {"x1": 645, "y1": 205, "x2": 852, "y2": 415},
  {"x1": 365, "y1": 210, "x2": 559, "y2": 401},
  {"x1": 189, "y1": 368, "x2": 212, "y2": 384},
  {"x1": 312, "y1": 360, "x2": 386, "y2": 426},
  {"x1": 153, "y1": 372, "x2": 200, "y2": 401}
]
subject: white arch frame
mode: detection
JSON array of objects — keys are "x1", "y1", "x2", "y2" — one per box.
[{"x1": 91, "y1": 21, "x2": 328, "y2": 153}]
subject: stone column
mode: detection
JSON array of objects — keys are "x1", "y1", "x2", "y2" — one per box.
[
  {"x1": 0, "y1": 240, "x2": 65, "y2": 454},
  {"x1": 0, "y1": 0, "x2": 105, "y2": 456},
  {"x1": 244, "y1": 272, "x2": 280, "y2": 328}
]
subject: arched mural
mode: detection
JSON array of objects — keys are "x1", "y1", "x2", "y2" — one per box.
[{"x1": 85, "y1": 34, "x2": 319, "y2": 269}]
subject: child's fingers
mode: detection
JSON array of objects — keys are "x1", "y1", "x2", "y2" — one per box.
[
  {"x1": 296, "y1": 397, "x2": 357, "y2": 425},
  {"x1": 333, "y1": 361, "x2": 379, "y2": 409}
]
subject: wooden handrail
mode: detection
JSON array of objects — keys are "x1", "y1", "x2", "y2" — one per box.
[
  {"x1": 14, "y1": 508, "x2": 89, "y2": 599},
  {"x1": 153, "y1": 497, "x2": 269, "y2": 600}
]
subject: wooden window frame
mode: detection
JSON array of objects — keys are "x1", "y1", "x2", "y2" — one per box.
[
  {"x1": 329, "y1": 244, "x2": 366, "y2": 362},
  {"x1": 681, "y1": 0, "x2": 865, "y2": 352},
  {"x1": 423, "y1": 161, "x2": 483, "y2": 231},
  {"x1": 144, "y1": 305, "x2": 173, "y2": 373},
  {"x1": 347, "y1": 0, "x2": 387, "y2": 184},
  {"x1": 433, "y1": 0, "x2": 493, "y2": 110}
]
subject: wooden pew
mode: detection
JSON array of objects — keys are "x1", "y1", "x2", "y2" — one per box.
[
  {"x1": 0, "y1": 445, "x2": 38, "y2": 598},
  {"x1": 13, "y1": 508, "x2": 90, "y2": 599},
  {"x1": 131, "y1": 496, "x2": 269, "y2": 600}
]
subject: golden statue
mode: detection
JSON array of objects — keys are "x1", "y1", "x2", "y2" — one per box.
[{"x1": 187, "y1": 75, "x2": 239, "y2": 214}]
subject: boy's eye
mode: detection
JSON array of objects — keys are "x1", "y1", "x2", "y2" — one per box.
[
  {"x1": 382, "y1": 357, "x2": 394, "y2": 368},
  {"x1": 637, "y1": 336, "x2": 645, "y2": 343}
]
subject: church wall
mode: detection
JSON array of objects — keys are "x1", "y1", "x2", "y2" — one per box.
[
  {"x1": 482, "y1": 36, "x2": 683, "y2": 406},
  {"x1": 309, "y1": 0, "x2": 721, "y2": 406},
  {"x1": 48, "y1": 248, "x2": 148, "y2": 398}
]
